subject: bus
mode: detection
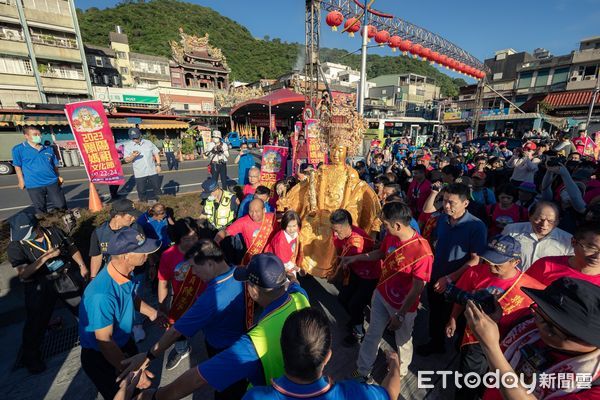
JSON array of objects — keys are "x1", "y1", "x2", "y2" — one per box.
[{"x1": 365, "y1": 117, "x2": 441, "y2": 146}]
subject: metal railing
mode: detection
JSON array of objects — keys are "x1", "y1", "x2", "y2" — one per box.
[{"x1": 30, "y1": 33, "x2": 77, "y2": 49}]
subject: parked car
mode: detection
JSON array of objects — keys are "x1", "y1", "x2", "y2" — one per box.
[{"x1": 225, "y1": 131, "x2": 258, "y2": 149}]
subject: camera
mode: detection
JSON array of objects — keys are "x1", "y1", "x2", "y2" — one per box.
[
  {"x1": 444, "y1": 283, "x2": 498, "y2": 315},
  {"x1": 547, "y1": 156, "x2": 566, "y2": 167}
]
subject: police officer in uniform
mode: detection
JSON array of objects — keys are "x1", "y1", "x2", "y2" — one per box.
[
  {"x1": 162, "y1": 136, "x2": 179, "y2": 171},
  {"x1": 200, "y1": 178, "x2": 238, "y2": 234},
  {"x1": 7, "y1": 212, "x2": 87, "y2": 373}
]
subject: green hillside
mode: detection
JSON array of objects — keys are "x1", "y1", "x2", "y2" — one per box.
[{"x1": 77, "y1": 0, "x2": 467, "y2": 96}]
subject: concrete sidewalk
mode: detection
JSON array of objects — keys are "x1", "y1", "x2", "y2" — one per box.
[{"x1": 0, "y1": 272, "x2": 455, "y2": 400}]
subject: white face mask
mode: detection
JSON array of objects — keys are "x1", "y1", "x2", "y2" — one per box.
[
  {"x1": 207, "y1": 195, "x2": 215, "y2": 201},
  {"x1": 212, "y1": 138, "x2": 220, "y2": 143}
]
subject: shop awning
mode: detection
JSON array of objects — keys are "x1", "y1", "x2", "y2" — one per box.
[
  {"x1": 108, "y1": 118, "x2": 188, "y2": 130},
  {"x1": 544, "y1": 90, "x2": 594, "y2": 108},
  {"x1": 0, "y1": 114, "x2": 69, "y2": 126},
  {"x1": 230, "y1": 88, "x2": 306, "y2": 115}
]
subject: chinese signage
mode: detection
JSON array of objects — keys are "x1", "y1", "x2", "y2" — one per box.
[
  {"x1": 65, "y1": 100, "x2": 125, "y2": 185},
  {"x1": 443, "y1": 111, "x2": 462, "y2": 121},
  {"x1": 305, "y1": 119, "x2": 326, "y2": 166},
  {"x1": 480, "y1": 108, "x2": 510, "y2": 117},
  {"x1": 260, "y1": 145, "x2": 289, "y2": 189},
  {"x1": 93, "y1": 87, "x2": 159, "y2": 105}
]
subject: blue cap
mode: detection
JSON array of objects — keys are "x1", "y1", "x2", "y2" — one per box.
[
  {"x1": 128, "y1": 128, "x2": 142, "y2": 139},
  {"x1": 8, "y1": 211, "x2": 38, "y2": 241},
  {"x1": 234, "y1": 253, "x2": 287, "y2": 289},
  {"x1": 479, "y1": 235, "x2": 521, "y2": 265},
  {"x1": 200, "y1": 178, "x2": 219, "y2": 199},
  {"x1": 107, "y1": 227, "x2": 161, "y2": 256}
]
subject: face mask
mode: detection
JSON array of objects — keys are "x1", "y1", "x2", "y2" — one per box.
[
  {"x1": 31, "y1": 136, "x2": 42, "y2": 144},
  {"x1": 212, "y1": 138, "x2": 220, "y2": 143},
  {"x1": 207, "y1": 195, "x2": 215, "y2": 201}
]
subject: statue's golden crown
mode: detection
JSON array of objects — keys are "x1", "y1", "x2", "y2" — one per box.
[{"x1": 321, "y1": 99, "x2": 366, "y2": 156}]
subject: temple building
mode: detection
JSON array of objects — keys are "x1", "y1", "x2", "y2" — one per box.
[{"x1": 169, "y1": 28, "x2": 230, "y2": 90}]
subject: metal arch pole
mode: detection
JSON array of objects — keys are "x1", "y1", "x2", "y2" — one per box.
[{"x1": 358, "y1": 1, "x2": 369, "y2": 115}]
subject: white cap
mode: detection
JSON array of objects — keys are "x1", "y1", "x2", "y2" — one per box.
[{"x1": 212, "y1": 130, "x2": 222, "y2": 139}]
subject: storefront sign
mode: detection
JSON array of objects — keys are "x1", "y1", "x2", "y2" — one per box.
[
  {"x1": 443, "y1": 111, "x2": 462, "y2": 121},
  {"x1": 64, "y1": 100, "x2": 125, "y2": 185}
]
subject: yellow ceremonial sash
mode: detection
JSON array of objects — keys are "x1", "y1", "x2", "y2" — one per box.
[
  {"x1": 461, "y1": 273, "x2": 534, "y2": 347},
  {"x1": 241, "y1": 213, "x2": 275, "y2": 266},
  {"x1": 378, "y1": 235, "x2": 432, "y2": 289},
  {"x1": 168, "y1": 266, "x2": 204, "y2": 324}
]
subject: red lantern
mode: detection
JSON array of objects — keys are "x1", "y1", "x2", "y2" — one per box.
[
  {"x1": 388, "y1": 35, "x2": 401, "y2": 51},
  {"x1": 430, "y1": 51, "x2": 441, "y2": 64},
  {"x1": 410, "y1": 43, "x2": 424, "y2": 58},
  {"x1": 344, "y1": 18, "x2": 361, "y2": 37},
  {"x1": 398, "y1": 39, "x2": 412, "y2": 55},
  {"x1": 422, "y1": 48, "x2": 432, "y2": 62},
  {"x1": 360, "y1": 25, "x2": 377, "y2": 40},
  {"x1": 326, "y1": 11, "x2": 344, "y2": 31},
  {"x1": 375, "y1": 30, "x2": 390, "y2": 46},
  {"x1": 438, "y1": 54, "x2": 448, "y2": 67}
]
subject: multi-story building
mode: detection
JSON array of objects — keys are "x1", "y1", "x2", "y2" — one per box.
[
  {"x1": 321, "y1": 61, "x2": 360, "y2": 87},
  {"x1": 0, "y1": 0, "x2": 92, "y2": 107},
  {"x1": 85, "y1": 44, "x2": 121, "y2": 87},
  {"x1": 367, "y1": 73, "x2": 441, "y2": 118}
]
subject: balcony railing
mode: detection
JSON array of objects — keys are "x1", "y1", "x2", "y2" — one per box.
[
  {"x1": 31, "y1": 33, "x2": 77, "y2": 49},
  {"x1": 0, "y1": 29, "x2": 24, "y2": 41},
  {"x1": 40, "y1": 68, "x2": 84, "y2": 80}
]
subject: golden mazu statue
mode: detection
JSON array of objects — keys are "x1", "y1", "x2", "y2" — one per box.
[{"x1": 278, "y1": 100, "x2": 381, "y2": 278}]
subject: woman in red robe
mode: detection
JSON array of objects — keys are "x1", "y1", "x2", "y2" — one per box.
[{"x1": 266, "y1": 210, "x2": 303, "y2": 278}]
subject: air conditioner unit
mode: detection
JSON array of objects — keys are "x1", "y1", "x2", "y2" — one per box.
[{"x1": 584, "y1": 76, "x2": 594, "y2": 80}]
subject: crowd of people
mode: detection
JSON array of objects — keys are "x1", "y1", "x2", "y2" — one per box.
[{"x1": 6, "y1": 123, "x2": 600, "y2": 400}]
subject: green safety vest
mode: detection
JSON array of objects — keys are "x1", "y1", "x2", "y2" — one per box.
[
  {"x1": 204, "y1": 191, "x2": 235, "y2": 229},
  {"x1": 248, "y1": 291, "x2": 310, "y2": 386},
  {"x1": 163, "y1": 140, "x2": 174, "y2": 152}
]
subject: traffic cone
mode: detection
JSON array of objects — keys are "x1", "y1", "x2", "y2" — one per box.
[{"x1": 88, "y1": 182, "x2": 103, "y2": 212}]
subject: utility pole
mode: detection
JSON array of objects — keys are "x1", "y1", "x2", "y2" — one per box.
[
  {"x1": 472, "y1": 78, "x2": 485, "y2": 137},
  {"x1": 357, "y1": 1, "x2": 370, "y2": 115},
  {"x1": 585, "y1": 76, "x2": 600, "y2": 130}
]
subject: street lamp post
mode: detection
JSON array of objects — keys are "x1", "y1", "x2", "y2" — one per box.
[{"x1": 357, "y1": 1, "x2": 369, "y2": 115}]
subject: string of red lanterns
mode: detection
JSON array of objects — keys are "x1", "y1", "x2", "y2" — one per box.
[{"x1": 325, "y1": 10, "x2": 486, "y2": 80}]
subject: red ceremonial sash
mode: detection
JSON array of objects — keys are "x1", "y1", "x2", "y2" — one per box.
[
  {"x1": 241, "y1": 213, "x2": 275, "y2": 266},
  {"x1": 168, "y1": 267, "x2": 204, "y2": 324},
  {"x1": 461, "y1": 273, "x2": 537, "y2": 347},
  {"x1": 378, "y1": 235, "x2": 432, "y2": 289},
  {"x1": 240, "y1": 213, "x2": 274, "y2": 329}
]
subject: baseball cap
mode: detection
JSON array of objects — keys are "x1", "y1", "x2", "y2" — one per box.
[
  {"x1": 211, "y1": 130, "x2": 222, "y2": 139},
  {"x1": 128, "y1": 128, "x2": 142, "y2": 139},
  {"x1": 299, "y1": 163, "x2": 314, "y2": 173},
  {"x1": 234, "y1": 253, "x2": 287, "y2": 289},
  {"x1": 479, "y1": 235, "x2": 521, "y2": 265},
  {"x1": 200, "y1": 178, "x2": 219, "y2": 199},
  {"x1": 107, "y1": 227, "x2": 161, "y2": 256},
  {"x1": 523, "y1": 277, "x2": 600, "y2": 347},
  {"x1": 472, "y1": 171, "x2": 486, "y2": 180},
  {"x1": 523, "y1": 142, "x2": 537, "y2": 151},
  {"x1": 111, "y1": 198, "x2": 141, "y2": 218},
  {"x1": 518, "y1": 182, "x2": 538, "y2": 194},
  {"x1": 8, "y1": 211, "x2": 38, "y2": 241}
]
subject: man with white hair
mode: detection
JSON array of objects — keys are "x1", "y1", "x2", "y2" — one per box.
[
  {"x1": 502, "y1": 201, "x2": 573, "y2": 271},
  {"x1": 205, "y1": 130, "x2": 229, "y2": 189}
]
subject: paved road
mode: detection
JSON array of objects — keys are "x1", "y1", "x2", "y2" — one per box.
[{"x1": 0, "y1": 151, "x2": 259, "y2": 220}]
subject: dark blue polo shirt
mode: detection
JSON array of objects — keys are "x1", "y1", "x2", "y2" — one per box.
[
  {"x1": 243, "y1": 376, "x2": 390, "y2": 400},
  {"x1": 197, "y1": 282, "x2": 308, "y2": 391},
  {"x1": 12, "y1": 141, "x2": 59, "y2": 188},
  {"x1": 174, "y1": 267, "x2": 246, "y2": 349},
  {"x1": 431, "y1": 211, "x2": 487, "y2": 282}
]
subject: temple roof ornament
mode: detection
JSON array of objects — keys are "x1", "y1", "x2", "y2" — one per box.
[{"x1": 169, "y1": 27, "x2": 228, "y2": 69}]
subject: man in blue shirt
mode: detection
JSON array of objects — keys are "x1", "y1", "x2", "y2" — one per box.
[
  {"x1": 12, "y1": 126, "x2": 67, "y2": 216},
  {"x1": 119, "y1": 239, "x2": 248, "y2": 400},
  {"x1": 139, "y1": 254, "x2": 310, "y2": 400},
  {"x1": 244, "y1": 308, "x2": 398, "y2": 400},
  {"x1": 238, "y1": 185, "x2": 274, "y2": 218},
  {"x1": 235, "y1": 142, "x2": 256, "y2": 185},
  {"x1": 416, "y1": 183, "x2": 487, "y2": 356},
  {"x1": 137, "y1": 203, "x2": 173, "y2": 251},
  {"x1": 123, "y1": 128, "x2": 162, "y2": 203},
  {"x1": 79, "y1": 228, "x2": 166, "y2": 400}
]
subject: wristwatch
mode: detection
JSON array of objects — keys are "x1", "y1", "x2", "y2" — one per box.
[{"x1": 394, "y1": 312, "x2": 405, "y2": 322}]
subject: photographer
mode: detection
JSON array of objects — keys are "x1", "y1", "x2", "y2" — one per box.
[
  {"x1": 7, "y1": 212, "x2": 87, "y2": 374},
  {"x1": 466, "y1": 277, "x2": 600, "y2": 400},
  {"x1": 205, "y1": 130, "x2": 229, "y2": 189},
  {"x1": 444, "y1": 235, "x2": 544, "y2": 400},
  {"x1": 507, "y1": 142, "x2": 540, "y2": 186}
]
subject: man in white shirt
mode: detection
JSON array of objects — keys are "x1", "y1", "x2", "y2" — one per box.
[
  {"x1": 205, "y1": 130, "x2": 229, "y2": 189},
  {"x1": 502, "y1": 201, "x2": 573, "y2": 271},
  {"x1": 123, "y1": 128, "x2": 162, "y2": 203}
]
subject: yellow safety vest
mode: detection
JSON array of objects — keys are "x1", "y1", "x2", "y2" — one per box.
[
  {"x1": 247, "y1": 291, "x2": 310, "y2": 385},
  {"x1": 163, "y1": 140, "x2": 174, "y2": 152},
  {"x1": 204, "y1": 191, "x2": 235, "y2": 229}
]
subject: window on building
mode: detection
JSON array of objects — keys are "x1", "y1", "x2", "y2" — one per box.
[
  {"x1": 517, "y1": 71, "x2": 533, "y2": 89},
  {"x1": 113, "y1": 76, "x2": 120, "y2": 86},
  {"x1": 117, "y1": 51, "x2": 127, "y2": 60},
  {"x1": 534, "y1": 69, "x2": 550, "y2": 87},
  {"x1": 416, "y1": 89, "x2": 425, "y2": 96},
  {"x1": 95, "y1": 57, "x2": 103, "y2": 67},
  {"x1": 552, "y1": 67, "x2": 570, "y2": 84},
  {"x1": 0, "y1": 56, "x2": 33, "y2": 75},
  {"x1": 120, "y1": 67, "x2": 128, "y2": 74},
  {"x1": 381, "y1": 89, "x2": 387, "y2": 95},
  {"x1": 183, "y1": 104, "x2": 189, "y2": 110},
  {"x1": 584, "y1": 65, "x2": 598, "y2": 78},
  {"x1": 493, "y1": 72, "x2": 503, "y2": 80},
  {"x1": 171, "y1": 72, "x2": 181, "y2": 78}
]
